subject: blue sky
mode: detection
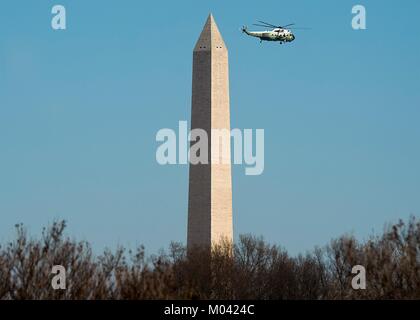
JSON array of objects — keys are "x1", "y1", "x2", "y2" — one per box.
[{"x1": 0, "y1": 0, "x2": 419, "y2": 255}]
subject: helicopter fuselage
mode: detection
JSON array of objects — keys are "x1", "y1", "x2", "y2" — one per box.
[{"x1": 242, "y1": 27, "x2": 295, "y2": 43}]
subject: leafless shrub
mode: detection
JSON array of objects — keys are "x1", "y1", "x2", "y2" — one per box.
[{"x1": 0, "y1": 217, "x2": 419, "y2": 300}]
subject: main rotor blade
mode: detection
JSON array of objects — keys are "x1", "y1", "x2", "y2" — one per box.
[
  {"x1": 254, "y1": 21, "x2": 309, "y2": 30},
  {"x1": 257, "y1": 20, "x2": 278, "y2": 28},
  {"x1": 288, "y1": 27, "x2": 312, "y2": 30},
  {"x1": 253, "y1": 24, "x2": 277, "y2": 28},
  {"x1": 280, "y1": 23, "x2": 295, "y2": 28}
]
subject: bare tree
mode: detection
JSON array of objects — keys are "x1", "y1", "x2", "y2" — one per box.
[{"x1": 0, "y1": 217, "x2": 419, "y2": 300}]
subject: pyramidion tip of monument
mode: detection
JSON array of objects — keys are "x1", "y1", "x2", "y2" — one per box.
[
  {"x1": 208, "y1": 13, "x2": 215, "y2": 22},
  {"x1": 194, "y1": 13, "x2": 227, "y2": 52}
]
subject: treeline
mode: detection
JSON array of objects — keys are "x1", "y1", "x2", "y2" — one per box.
[{"x1": 0, "y1": 217, "x2": 419, "y2": 299}]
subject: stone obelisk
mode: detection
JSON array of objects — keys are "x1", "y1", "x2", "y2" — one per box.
[{"x1": 187, "y1": 14, "x2": 233, "y2": 251}]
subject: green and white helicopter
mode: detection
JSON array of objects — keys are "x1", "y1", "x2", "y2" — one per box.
[{"x1": 242, "y1": 20, "x2": 309, "y2": 44}]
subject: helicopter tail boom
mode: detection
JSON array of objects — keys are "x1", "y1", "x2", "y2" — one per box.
[{"x1": 242, "y1": 27, "x2": 262, "y2": 38}]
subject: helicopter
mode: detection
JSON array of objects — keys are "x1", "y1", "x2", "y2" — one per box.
[{"x1": 242, "y1": 20, "x2": 309, "y2": 44}]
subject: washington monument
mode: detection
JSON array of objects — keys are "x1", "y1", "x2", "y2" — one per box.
[{"x1": 187, "y1": 14, "x2": 233, "y2": 250}]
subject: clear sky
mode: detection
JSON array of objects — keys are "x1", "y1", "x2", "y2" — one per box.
[{"x1": 1, "y1": 0, "x2": 419, "y2": 255}]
